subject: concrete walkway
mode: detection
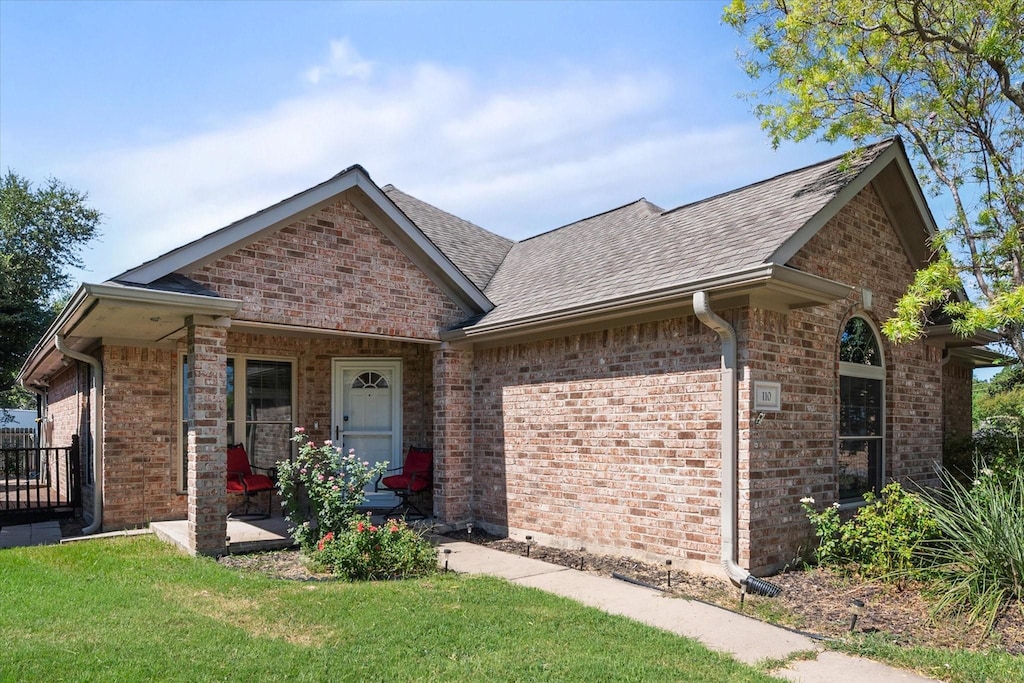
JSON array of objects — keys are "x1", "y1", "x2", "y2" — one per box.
[
  {"x1": 0, "y1": 519, "x2": 62, "y2": 548},
  {"x1": 435, "y1": 538, "x2": 937, "y2": 683}
]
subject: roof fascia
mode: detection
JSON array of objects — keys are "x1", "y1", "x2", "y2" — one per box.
[
  {"x1": 118, "y1": 171, "x2": 363, "y2": 283},
  {"x1": 924, "y1": 323, "x2": 1003, "y2": 348},
  {"x1": 116, "y1": 167, "x2": 491, "y2": 315},
  {"x1": 444, "y1": 264, "x2": 852, "y2": 344},
  {"x1": 768, "y1": 140, "x2": 937, "y2": 266}
]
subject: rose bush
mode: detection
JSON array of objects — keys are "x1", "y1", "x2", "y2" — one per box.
[
  {"x1": 276, "y1": 428, "x2": 387, "y2": 553},
  {"x1": 314, "y1": 515, "x2": 438, "y2": 581}
]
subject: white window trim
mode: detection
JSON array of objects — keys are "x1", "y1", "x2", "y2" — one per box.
[
  {"x1": 178, "y1": 353, "x2": 296, "y2": 493},
  {"x1": 837, "y1": 315, "x2": 886, "y2": 503}
]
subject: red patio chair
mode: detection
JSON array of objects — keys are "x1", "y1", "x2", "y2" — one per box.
[
  {"x1": 226, "y1": 444, "x2": 276, "y2": 518},
  {"x1": 374, "y1": 447, "x2": 433, "y2": 519}
]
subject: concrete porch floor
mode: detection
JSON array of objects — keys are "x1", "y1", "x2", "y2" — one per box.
[
  {"x1": 152, "y1": 515, "x2": 295, "y2": 555},
  {"x1": 151, "y1": 510, "x2": 437, "y2": 555}
]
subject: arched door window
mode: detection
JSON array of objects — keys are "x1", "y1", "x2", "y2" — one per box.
[{"x1": 838, "y1": 316, "x2": 885, "y2": 502}]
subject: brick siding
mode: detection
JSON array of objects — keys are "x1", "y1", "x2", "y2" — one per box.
[
  {"x1": 471, "y1": 316, "x2": 727, "y2": 571},
  {"x1": 101, "y1": 345, "x2": 184, "y2": 529},
  {"x1": 186, "y1": 197, "x2": 466, "y2": 340},
  {"x1": 942, "y1": 362, "x2": 973, "y2": 439}
]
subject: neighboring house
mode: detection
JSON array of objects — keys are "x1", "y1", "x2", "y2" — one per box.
[{"x1": 17, "y1": 138, "x2": 998, "y2": 579}]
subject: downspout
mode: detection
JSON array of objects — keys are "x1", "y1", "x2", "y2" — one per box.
[
  {"x1": 693, "y1": 292, "x2": 780, "y2": 597},
  {"x1": 54, "y1": 335, "x2": 103, "y2": 535}
]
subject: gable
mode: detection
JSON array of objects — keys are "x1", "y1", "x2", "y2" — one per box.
[
  {"x1": 767, "y1": 138, "x2": 935, "y2": 270},
  {"x1": 786, "y1": 183, "x2": 918, "y2": 292},
  {"x1": 184, "y1": 196, "x2": 468, "y2": 340},
  {"x1": 116, "y1": 166, "x2": 491, "y2": 316}
]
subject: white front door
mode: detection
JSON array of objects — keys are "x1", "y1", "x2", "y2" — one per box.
[{"x1": 332, "y1": 359, "x2": 402, "y2": 507}]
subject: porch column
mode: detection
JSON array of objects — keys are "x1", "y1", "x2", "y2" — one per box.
[
  {"x1": 185, "y1": 316, "x2": 228, "y2": 556},
  {"x1": 432, "y1": 342, "x2": 473, "y2": 522}
]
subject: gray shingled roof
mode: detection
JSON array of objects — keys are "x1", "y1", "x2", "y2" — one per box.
[
  {"x1": 470, "y1": 140, "x2": 893, "y2": 330},
  {"x1": 383, "y1": 185, "x2": 514, "y2": 291}
]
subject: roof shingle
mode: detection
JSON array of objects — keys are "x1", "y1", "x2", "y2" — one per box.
[
  {"x1": 383, "y1": 185, "x2": 514, "y2": 291},
  {"x1": 468, "y1": 140, "x2": 892, "y2": 329}
]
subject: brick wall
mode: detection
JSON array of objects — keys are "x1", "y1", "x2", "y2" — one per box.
[
  {"x1": 942, "y1": 361, "x2": 973, "y2": 439},
  {"x1": 45, "y1": 364, "x2": 83, "y2": 449},
  {"x1": 433, "y1": 344, "x2": 474, "y2": 521},
  {"x1": 101, "y1": 345, "x2": 184, "y2": 529},
  {"x1": 45, "y1": 363, "x2": 93, "y2": 520},
  {"x1": 186, "y1": 197, "x2": 466, "y2": 340},
  {"x1": 745, "y1": 183, "x2": 943, "y2": 570},
  {"x1": 472, "y1": 317, "x2": 726, "y2": 570}
]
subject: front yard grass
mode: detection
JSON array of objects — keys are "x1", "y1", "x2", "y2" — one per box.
[{"x1": 0, "y1": 537, "x2": 777, "y2": 682}]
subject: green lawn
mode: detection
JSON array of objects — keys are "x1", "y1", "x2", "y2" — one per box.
[{"x1": 0, "y1": 537, "x2": 778, "y2": 682}]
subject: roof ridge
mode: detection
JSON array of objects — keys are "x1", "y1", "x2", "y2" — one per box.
[
  {"x1": 520, "y1": 197, "x2": 660, "y2": 243},
  {"x1": 661, "y1": 137, "x2": 896, "y2": 217}
]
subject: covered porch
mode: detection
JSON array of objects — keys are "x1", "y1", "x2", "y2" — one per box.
[{"x1": 18, "y1": 283, "x2": 475, "y2": 555}]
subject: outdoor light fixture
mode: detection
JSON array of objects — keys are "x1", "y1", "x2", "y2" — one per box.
[
  {"x1": 849, "y1": 598, "x2": 865, "y2": 632},
  {"x1": 443, "y1": 547, "x2": 451, "y2": 572},
  {"x1": 665, "y1": 559, "x2": 672, "y2": 588},
  {"x1": 525, "y1": 535, "x2": 533, "y2": 557},
  {"x1": 466, "y1": 523, "x2": 473, "y2": 536}
]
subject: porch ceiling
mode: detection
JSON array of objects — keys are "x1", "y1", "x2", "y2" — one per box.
[{"x1": 18, "y1": 282, "x2": 241, "y2": 388}]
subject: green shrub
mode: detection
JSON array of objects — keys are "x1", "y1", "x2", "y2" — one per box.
[
  {"x1": 918, "y1": 466, "x2": 1024, "y2": 632},
  {"x1": 276, "y1": 428, "x2": 387, "y2": 552},
  {"x1": 944, "y1": 424, "x2": 1023, "y2": 487},
  {"x1": 801, "y1": 482, "x2": 939, "y2": 578},
  {"x1": 314, "y1": 515, "x2": 438, "y2": 581}
]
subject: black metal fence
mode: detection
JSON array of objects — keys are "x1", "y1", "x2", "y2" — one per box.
[{"x1": 1, "y1": 434, "x2": 80, "y2": 523}]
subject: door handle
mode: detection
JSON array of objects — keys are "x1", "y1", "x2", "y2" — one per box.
[{"x1": 335, "y1": 425, "x2": 340, "y2": 440}]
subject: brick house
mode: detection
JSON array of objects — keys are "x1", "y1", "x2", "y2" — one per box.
[{"x1": 17, "y1": 137, "x2": 997, "y2": 582}]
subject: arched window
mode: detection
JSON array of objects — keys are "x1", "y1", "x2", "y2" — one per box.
[
  {"x1": 838, "y1": 316, "x2": 885, "y2": 502},
  {"x1": 352, "y1": 371, "x2": 389, "y2": 389}
]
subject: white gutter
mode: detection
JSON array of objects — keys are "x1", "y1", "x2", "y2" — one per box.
[
  {"x1": 54, "y1": 334, "x2": 103, "y2": 535},
  {"x1": 693, "y1": 291, "x2": 780, "y2": 597},
  {"x1": 444, "y1": 264, "x2": 851, "y2": 345}
]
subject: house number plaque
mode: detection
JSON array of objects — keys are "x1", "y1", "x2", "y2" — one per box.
[{"x1": 753, "y1": 381, "x2": 781, "y2": 411}]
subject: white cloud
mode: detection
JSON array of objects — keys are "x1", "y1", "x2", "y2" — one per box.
[
  {"x1": 64, "y1": 38, "x2": 807, "y2": 281},
  {"x1": 304, "y1": 38, "x2": 373, "y2": 84}
]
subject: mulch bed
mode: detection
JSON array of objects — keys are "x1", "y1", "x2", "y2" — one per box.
[{"x1": 443, "y1": 531, "x2": 1023, "y2": 655}]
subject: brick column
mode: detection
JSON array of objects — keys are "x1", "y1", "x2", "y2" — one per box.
[
  {"x1": 432, "y1": 342, "x2": 474, "y2": 522},
  {"x1": 186, "y1": 316, "x2": 228, "y2": 556}
]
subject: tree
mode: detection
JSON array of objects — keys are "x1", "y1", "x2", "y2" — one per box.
[
  {"x1": 724, "y1": 0, "x2": 1024, "y2": 363},
  {"x1": 974, "y1": 363, "x2": 1024, "y2": 426},
  {"x1": 0, "y1": 171, "x2": 101, "y2": 403}
]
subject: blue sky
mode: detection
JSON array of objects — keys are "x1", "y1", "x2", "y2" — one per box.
[{"x1": 2, "y1": 0, "x2": 849, "y2": 284}]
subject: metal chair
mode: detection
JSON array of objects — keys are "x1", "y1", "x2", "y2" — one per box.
[
  {"x1": 226, "y1": 444, "x2": 275, "y2": 518},
  {"x1": 374, "y1": 447, "x2": 433, "y2": 519}
]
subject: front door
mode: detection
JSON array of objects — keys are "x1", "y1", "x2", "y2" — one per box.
[{"x1": 332, "y1": 359, "x2": 402, "y2": 507}]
